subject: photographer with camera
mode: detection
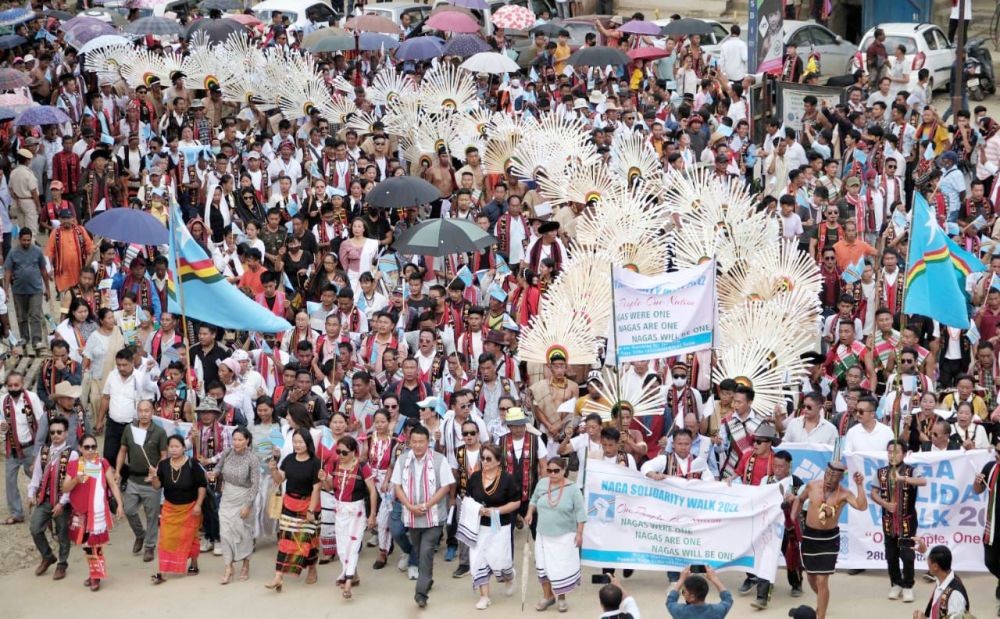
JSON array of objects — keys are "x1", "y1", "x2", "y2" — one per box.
[
  {"x1": 599, "y1": 574, "x2": 642, "y2": 619},
  {"x1": 666, "y1": 565, "x2": 733, "y2": 618}
]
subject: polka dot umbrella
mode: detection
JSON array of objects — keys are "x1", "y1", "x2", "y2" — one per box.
[{"x1": 491, "y1": 4, "x2": 535, "y2": 31}]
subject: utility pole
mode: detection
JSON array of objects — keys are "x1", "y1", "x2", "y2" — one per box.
[{"x1": 951, "y1": 0, "x2": 967, "y2": 116}]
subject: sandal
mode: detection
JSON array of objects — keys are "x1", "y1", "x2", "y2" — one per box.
[
  {"x1": 2, "y1": 517, "x2": 23, "y2": 525},
  {"x1": 90, "y1": 579, "x2": 101, "y2": 592},
  {"x1": 151, "y1": 573, "x2": 166, "y2": 586},
  {"x1": 187, "y1": 566, "x2": 200, "y2": 575},
  {"x1": 336, "y1": 577, "x2": 346, "y2": 587},
  {"x1": 535, "y1": 598, "x2": 556, "y2": 611},
  {"x1": 342, "y1": 589, "x2": 353, "y2": 599},
  {"x1": 239, "y1": 561, "x2": 250, "y2": 581},
  {"x1": 305, "y1": 568, "x2": 318, "y2": 585},
  {"x1": 220, "y1": 567, "x2": 233, "y2": 585},
  {"x1": 557, "y1": 599, "x2": 569, "y2": 613}
]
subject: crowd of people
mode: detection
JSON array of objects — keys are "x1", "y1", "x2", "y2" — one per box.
[{"x1": 0, "y1": 3, "x2": 999, "y2": 619}]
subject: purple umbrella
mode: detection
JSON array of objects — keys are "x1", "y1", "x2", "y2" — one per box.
[
  {"x1": 359, "y1": 32, "x2": 400, "y2": 51},
  {"x1": 448, "y1": 0, "x2": 488, "y2": 9},
  {"x1": 61, "y1": 15, "x2": 117, "y2": 49},
  {"x1": 441, "y1": 34, "x2": 491, "y2": 58},
  {"x1": 85, "y1": 208, "x2": 169, "y2": 245},
  {"x1": 395, "y1": 36, "x2": 444, "y2": 61},
  {"x1": 14, "y1": 105, "x2": 71, "y2": 127},
  {"x1": 619, "y1": 20, "x2": 662, "y2": 36}
]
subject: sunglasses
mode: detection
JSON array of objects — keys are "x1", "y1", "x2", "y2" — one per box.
[
  {"x1": 82, "y1": 444, "x2": 97, "y2": 450},
  {"x1": 546, "y1": 468, "x2": 562, "y2": 474},
  {"x1": 462, "y1": 431, "x2": 478, "y2": 437},
  {"x1": 753, "y1": 438, "x2": 769, "y2": 444},
  {"x1": 901, "y1": 359, "x2": 915, "y2": 364},
  {"x1": 49, "y1": 430, "x2": 64, "y2": 436},
  {"x1": 499, "y1": 406, "x2": 511, "y2": 412},
  {"x1": 385, "y1": 404, "x2": 399, "y2": 409},
  {"x1": 336, "y1": 449, "x2": 352, "y2": 456},
  {"x1": 672, "y1": 375, "x2": 687, "y2": 380}
]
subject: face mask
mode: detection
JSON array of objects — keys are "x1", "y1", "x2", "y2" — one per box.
[
  {"x1": 7, "y1": 389, "x2": 21, "y2": 398},
  {"x1": 672, "y1": 377, "x2": 686, "y2": 388},
  {"x1": 212, "y1": 146, "x2": 222, "y2": 155}
]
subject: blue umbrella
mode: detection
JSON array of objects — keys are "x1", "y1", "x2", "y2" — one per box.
[
  {"x1": 395, "y1": 35, "x2": 443, "y2": 61},
  {"x1": 85, "y1": 208, "x2": 169, "y2": 245},
  {"x1": 0, "y1": 34, "x2": 26, "y2": 50},
  {"x1": 0, "y1": 107, "x2": 16, "y2": 121},
  {"x1": 359, "y1": 32, "x2": 399, "y2": 51},
  {"x1": 441, "y1": 34, "x2": 491, "y2": 58},
  {"x1": 0, "y1": 6, "x2": 35, "y2": 28},
  {"x1": 14, "y1": 105, "x2": 70, "y2": 127}
]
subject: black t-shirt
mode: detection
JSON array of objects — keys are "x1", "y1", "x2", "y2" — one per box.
[
  {"x1": 283, "y1": 250, "x2": 315, "y2": 286},
  {"x1": 467, "y1": 470, "x2": 521, "y2": 526},
  {"x1": 190, "y1": 343, "x2": 228, "y2": 386},
  {"x1": 281, "y1": 454, "x2": 321, "y2": 497},
  {"x1": 157, "y1": 458, "x2": 208, "y2": 505}
]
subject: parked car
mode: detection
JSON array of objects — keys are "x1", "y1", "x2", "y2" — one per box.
[
  {"x1": 363, "y1": 1, "x2": 430, "y2": 27},
  {"x1": 783, "y1": 20, "x2": 856, "y2": 77},
  {"x1": 851, "y1": 22, "x2": 955, "y2": 92},
  {"x1": 252, "y1": 0, "x2": 338, "y2": 32}
]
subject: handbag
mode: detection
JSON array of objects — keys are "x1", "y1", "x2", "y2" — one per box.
[{"x1": 267, "y1": 490, "x2": 283, "y2": 520}]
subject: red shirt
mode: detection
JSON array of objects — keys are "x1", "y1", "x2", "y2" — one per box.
[
  {"x1": 52, "y1": 151, "x2": 81, "y2": 194},
  {"x1": 735, "y1": 449, "x2": 774, "y2": 486}
]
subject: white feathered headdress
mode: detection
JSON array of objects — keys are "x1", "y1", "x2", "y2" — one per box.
[{"x1": 581, "y1": 367, "x2": 665, "y2": 422}]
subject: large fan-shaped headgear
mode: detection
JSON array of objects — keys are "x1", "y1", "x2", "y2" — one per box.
[
  {"x1": 369, "y1": 64, "x2": 416, "y2": 108},
  {"x1": 610, "y1": 130, "x2": 662, "y2": 194},
  {"x1": 419, "y1": 63, "x2": 477, "y2": 114},
  {"x1": 539, "y1": 251, "x2": 613, "y2": 339},
  {"x1": 517, "y1": 304, "x2": 601, "y2": 367},
  {"x1": 581, "y1": 367, "x2": 665, "y2": 423}
]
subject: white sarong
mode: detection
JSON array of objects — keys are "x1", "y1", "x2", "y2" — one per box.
[
  {"x1": 535, "y1": 532, "x2": 581, "y2": 595},
  {"x1": 334, "y1": 498, "x2": 367, "y2": 579},
  {"x1": 470, "y1": 520, "x2": 513, "y2": 588}
]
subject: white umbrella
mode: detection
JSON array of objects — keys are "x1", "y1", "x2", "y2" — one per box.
[
  {"x1": 460, "y1": 51, "x2": 520, "y2": 74},
  {"x1": 78, "y1": 34, "x2": 132, "y2": 55}
]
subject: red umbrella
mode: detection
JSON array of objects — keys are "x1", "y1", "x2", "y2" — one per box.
[
  {"x1": 628, "y1": 46, "x2": 670, "y2": 61},
  {"x1": 225, "y1": 14, "x2": 263, "y2": 29},
  {"x1": 426, "y1": 11, "x2": 480, "y2": 34}
]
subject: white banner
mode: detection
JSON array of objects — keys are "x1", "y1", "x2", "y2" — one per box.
[
  {"x1": 842, "y1": 449, "x2": 992, "y2": 571},
  {"x1": 581, "y1": 460, "x2": 785, "y2": 579},
  {"x1": 611, "y1": 263, "x2": 715, "y2": 363}
]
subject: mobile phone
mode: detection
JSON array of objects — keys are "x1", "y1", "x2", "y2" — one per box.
[
  {"x1": 591, "y1": 574, "x2": 611, "y2": 585},
  {"x1": 690, "y1": 565, "x2": 707, "y2": 574}
]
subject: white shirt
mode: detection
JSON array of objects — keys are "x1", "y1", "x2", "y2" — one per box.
[
  {"x1": 929, "y1": 572, "x2": 967, "y2": 618},
  {"x1": 600, "y1": 596, "x2": 641, "y2": 619},
  {"x1": 102, "y1": 370, "x2": 151, "y2": 424},
  {"x1": 640, "y1": 453, "x2": 711, "y2": 480},
  {"x1": 782, "y1": 416, "x2": 839, "y2": 445},
  {"x1": 4, "y1": 391, "x2": 45, "y2": 444},
  {"x1": 844, "y1": 421, "x2": 895, "y2": 453},
  {"x1": 719, "y1": 36, "x2": 748, "y2": 81}
]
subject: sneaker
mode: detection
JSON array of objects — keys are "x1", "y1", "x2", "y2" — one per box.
[
  {"x1": 750, "y1": 597, "x2": 768, "y2": 610},
  {"x1": 408, "y1": 566, "x2": 419, "y2": 580},
  {"x1": 888, "y1": 585, "x2": 902, "y2": 600},
  {"x1": 504, "y1": 569, "x2": 516, "y2": 597},
  {"x1": 738, "y1": 577, "x2": 756, "y2": 595},
  {"x1": 452, "y1": 565, "x2": 470, "y2": 578},
  {"x1": 444, "y1": 545, "x2": 457, "y2": 562},
  {"x1": 398, "y1": 555, "x2": 410, "y2": 572},
  {"x1": 790, "y1": 586, "x2": 803, "y2": 598},
  {"x1": 475, "y1": 597, "x2": 491, "y2": 610},
  {"x1": 200, "y1": 540, "x2": 213, "y2": 553},
  {"x1": 212, "y1": 545, "x2": 223, "y2": 556},
  {"x1": 902, "y1": 588, "x2": 914, "y2": 603}
]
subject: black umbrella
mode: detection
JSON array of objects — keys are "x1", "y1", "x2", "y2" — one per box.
[
  {"x1": 366, "y1": 176, "x2": 441, "y2": 209},
  {"x1": 394, "y1": 218, "x2": 497, "y2": 256},
  {"x1": 530, "y1": 22, "x2": 563, "y2": 37},
  {"x1": 659, "y1": 18, "x2": 714, "y2": 37},
  {"x1": 184, "y1": 18, "x2": 248, "y2": 45},
  {"x1": 39, "y1": 9, "x2": 73, "y2": 21},
  {"x1": 566, "y1": 45, "x2": 631, "y2": 67},
  {"x1": 199, "y1": 0, "x2": 243, "y2": 11}
]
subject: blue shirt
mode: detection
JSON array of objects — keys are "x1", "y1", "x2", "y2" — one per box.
[
  {"x1": 938, "y1": 166, "x2": 966, "y2": 215},
  {"x1": 666, "y1": 589, "x2": 733, "y2": 619}
]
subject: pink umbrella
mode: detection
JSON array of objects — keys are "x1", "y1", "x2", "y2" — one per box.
[
  {"x1": 619, "y1": 20, "x2": 661, "y2": 36},
  {"x1": 225, "y1": 14, "x2": 263, "y2": 29},
  {"x1": 426, "y1": 11, "x2": 480, "y2": 34},
  {"x1": 491, "y1": 4, "x2": 534, "y2": 31}
]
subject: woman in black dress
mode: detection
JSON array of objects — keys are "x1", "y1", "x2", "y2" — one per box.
[
  {"x1": 465, "y1": 443, "x2": 521, "y2": 610},
  {"x1": 266, "y1": 428, "x2": 321, "y2": 592},
  {"x1": 150, "y1": 435, "x2": 208, "y2": 585}
]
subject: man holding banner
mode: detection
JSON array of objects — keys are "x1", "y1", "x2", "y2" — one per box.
[{"x1": 792, "y1": 460, "x2": 868, "y2": 619}]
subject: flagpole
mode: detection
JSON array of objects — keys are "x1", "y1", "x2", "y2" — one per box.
[
  {"x1": 890, "y1": 191, "x2": 921, "y2": 439},
  {"x1": 169, "y1": 205, "x2": 197, "y2": 391}
]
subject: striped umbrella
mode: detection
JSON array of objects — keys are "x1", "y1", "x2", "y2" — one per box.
[
  {"x1": 124, "y1": 16, "x2": 182, "y2": 36},
  {"x1": 0, "y1": 68, "x2": 30, "y2": 90},
  {"x1": 393, "y1": 218, "x2": 498, "y2": 256},
  {"x1": 441, "y1": 34, "x2": 490, "y2": 58}
]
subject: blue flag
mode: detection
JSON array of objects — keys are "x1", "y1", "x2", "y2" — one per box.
[
  {"x1": 904, "y1": 194, "x2": 983, "y2": 328},
  {"x1": 167, "y1": 206, "x2": 292, "y2": 333}
]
